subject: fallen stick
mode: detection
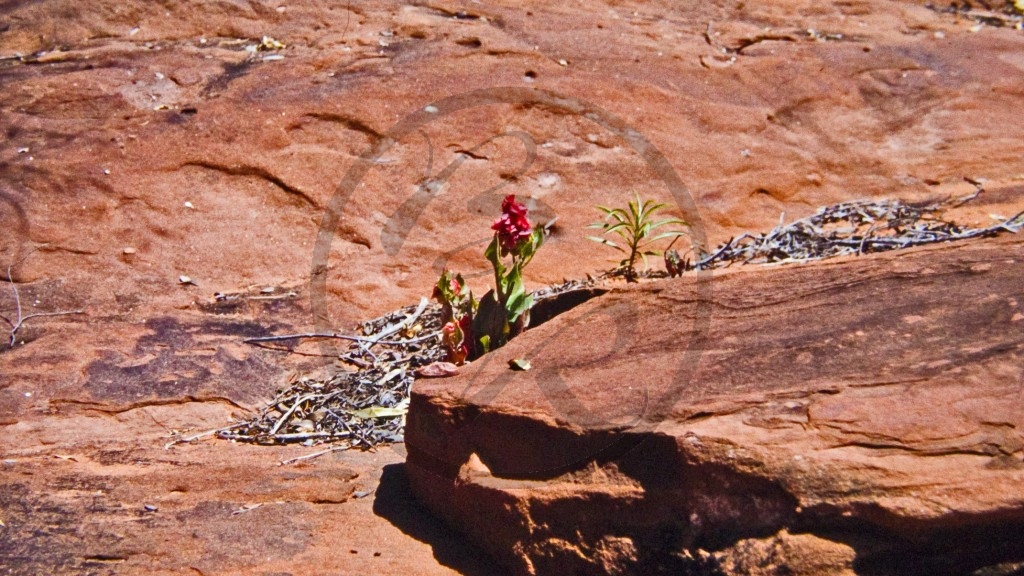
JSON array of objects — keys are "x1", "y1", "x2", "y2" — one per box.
[
  {"x1": 279, "y1": 444, "x2": 352, "y2": 466},
  {"x1": 3, "y1": 250, "x2": 86, "y2": 348},
  {"x1": 242, "y1": 330, "x2": 441, "y2": 346}
]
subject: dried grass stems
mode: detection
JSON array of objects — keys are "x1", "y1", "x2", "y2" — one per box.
[{"x1": 686, "y1": 198, "x2": 1024, "y2": 271}]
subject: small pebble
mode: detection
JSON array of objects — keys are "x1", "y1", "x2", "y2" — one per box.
[
  {"x1": 183, "y1": 201, "x2": 195, "y2": 209},
  {"x1": 423, "y1": 105, "x2": 439, "y2": 114},
  {"x1": 123, "y1": 247, "x2": 137, "y2": 255}
]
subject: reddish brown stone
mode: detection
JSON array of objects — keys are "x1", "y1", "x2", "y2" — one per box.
[
  {"x1": 407, "y1": 235, "x2": 1024, "y2": 575},
  {"x1": 1, "y1": 0, "x2": 1023, "y2": 574}
]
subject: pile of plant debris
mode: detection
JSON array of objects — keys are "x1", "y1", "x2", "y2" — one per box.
[
  {"x1": 185, "y1": 278, "x2": 596, "y2": 459},
  {"x1": 222, "y1": 298, "x2": 446, "y2": 450},
  {"x1": 683, "y1": 198, "x2": 1024, "y2": 271}
]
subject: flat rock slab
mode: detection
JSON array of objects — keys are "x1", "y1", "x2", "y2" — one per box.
[
  {"x1": 2, "y1": 1, "x2": 1024, "y2": 575},
  {"x1": 0, "y1": 401, "x2": 500, "y2": 576},
  {"x1": 406, "y1": 234, "x2": 1024, "y2": 576}
]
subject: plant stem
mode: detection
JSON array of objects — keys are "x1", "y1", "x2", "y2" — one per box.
[{"x1": 626, "y1": 220, "x2": 640, "y2": 282}]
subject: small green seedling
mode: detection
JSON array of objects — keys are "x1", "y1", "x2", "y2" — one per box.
[{"x1": 588, "y1": 193, "x2": 689, "y2": 282}]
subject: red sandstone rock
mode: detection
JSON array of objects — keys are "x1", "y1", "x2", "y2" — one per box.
[
  {"x1": 406, "y1": 234, "x2": 1024, "y2": 575},
  {"x1": 2, "y1": 0, "x2": 1024, "y2": 574},
  {"x1": 417, "y1": 362, "x2": 462, "y2": 378}
]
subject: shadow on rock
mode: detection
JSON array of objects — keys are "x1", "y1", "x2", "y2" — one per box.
[{"x1": 373, "y1": 463, "x2": 506, "y2": 576}]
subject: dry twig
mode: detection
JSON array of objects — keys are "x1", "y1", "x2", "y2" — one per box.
[{"x1": 2, "y1": 248, "x2": 85, "y2": 348}]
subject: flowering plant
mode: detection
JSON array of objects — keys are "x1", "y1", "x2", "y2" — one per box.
[{"x1": 433, "y1": 195, "x2": 545, "y2": 364}]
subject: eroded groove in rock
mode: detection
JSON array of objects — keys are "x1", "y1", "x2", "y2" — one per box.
[
  {"x1": 296, "y1": 112, "x2": 382, "y2": 139},
  {"x1": 180, "y1": 160, "x2": 319, "y2": 208}
]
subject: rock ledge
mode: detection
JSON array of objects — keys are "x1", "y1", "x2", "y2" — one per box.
[{"x1": 407, "y1": 235, "x2": 1024, "y2": 576}]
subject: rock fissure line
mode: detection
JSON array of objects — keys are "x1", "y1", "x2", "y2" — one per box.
[{"x1": 178, "y1": 161, "x2": 319, "y2": 209}]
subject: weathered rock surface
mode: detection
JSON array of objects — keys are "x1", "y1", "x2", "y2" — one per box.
[
  {"x1": 407, "y1": 234, "x2": 1024, "y2": 576},
  {"x1": 2, "y1": 0, "x2": 1024, "y2": 574},
  {"x1": 0, "y1": 407, "x2": 500, "y2": 575}
]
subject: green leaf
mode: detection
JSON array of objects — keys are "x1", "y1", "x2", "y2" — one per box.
[
  {"x1": 648, "y1": 218, "x2": 687, "y2": 230},
  {"x1": 643, "y1": 201, "x2": 667, "y2": 216},
  {"x1": 503, "y1": 266, "x2": 533, "y2": 322},
  {"x1": 606, "y1": 212, "x2": 627, "y2": 225},
  {"x1": 484, "y1": 236, "x2": 504, "y2": 276},
  {"x1": 514, "y1": 228, "x2": 545, "y2": 269},
  {"x1": 586, "y1": 236, "x2": 625, "y2": 251},
  {"x1": 640, "y1": 231, "x2": 689, "y2": 245},
  {"x1": 474, "y1": 289, "x2": 508, "y2": 350},
  {"x1": 627, "y1": 200, "x2": 640, "y2": 222},
  {"x1": 507, "y1": 292, "x2": 533, "y2": 323}
]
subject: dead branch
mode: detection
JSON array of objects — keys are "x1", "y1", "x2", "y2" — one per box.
[
  {"x1": 279, "y1": 445, "x2": 351, "y2": 466},
  {"x1": 3, "y1": 247, "x2": 86, "y2": 348}
]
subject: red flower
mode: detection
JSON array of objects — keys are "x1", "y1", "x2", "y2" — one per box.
[{"x1": 491, "y1": 195, "x2": 532, "y2": 253}]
